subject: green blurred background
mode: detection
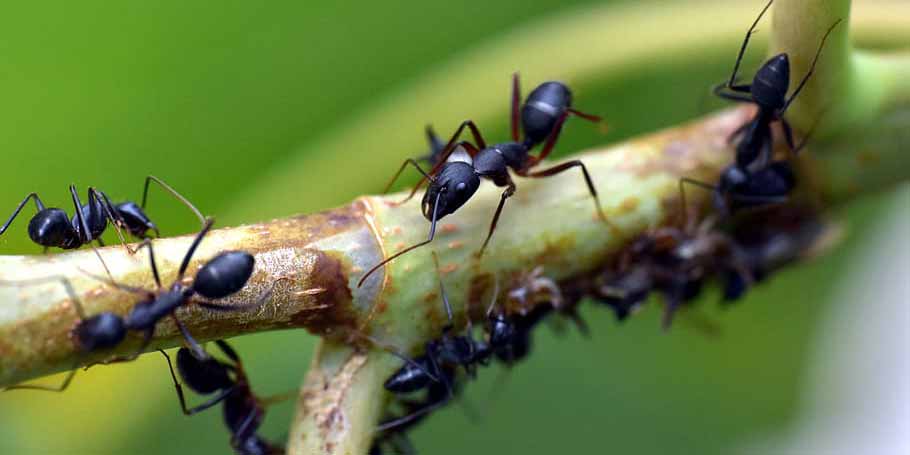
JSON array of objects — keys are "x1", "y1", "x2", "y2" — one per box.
[{"x1": 0, "y1": 1, "x2": 904, "y2": 454}]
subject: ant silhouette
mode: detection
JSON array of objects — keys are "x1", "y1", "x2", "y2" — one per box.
[
  {"x1": 376, "y1": 254, "x2": 491, "y2": 431},
  {"x1": 358, "y1": 74, "x2": 605, "y2": 287},
  {"x1": 0, "y1": 176, "x2": 204, "y2": 254},
  {"x1": 3, "y1": 219, "x2": 269, "y2": 392},
  {"x1": 713, "y1": 0, "x2": 840, "y2": 170},
  {"x1": 678, "y1": 2, "x2": 840, "y2": 218},
  {"x1": 160, "y1": 340, "x2": 285, "y2": 455}
]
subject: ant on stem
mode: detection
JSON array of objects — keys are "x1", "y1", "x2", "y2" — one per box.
[{"x1": 358, "y1": 74, "x2": 606, "y2": 287}]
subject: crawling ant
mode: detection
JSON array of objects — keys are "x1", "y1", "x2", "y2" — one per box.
[
  {"x1": 713, "y1": 0, "x2": 840, "y2": 170},
  {"x1": 377, "y1": 254, "x2": 491, "y2": 430},
  {"x1": 3, "y1": 219, "x2": 267, "y2": 392},
  {"x1": 160, "y1": 340, "x2": 284, "y2": 455},
  {"x1": 679, "y1": 2, "x2": 840, "y2": 217},
  {"x1": 358, "y1": 74, "x2": 605, "y2": 287},
  {"x1": 0, "y1": 176, "x2": 204, "y2": 253}
]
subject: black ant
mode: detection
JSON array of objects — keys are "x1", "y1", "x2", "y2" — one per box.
[
  {"x1": 160, "y1": 340, "x2": 284, "y2": 455},
  {"x1": 0, "y1": 176, "x2": 204, "y2": 254},
  {"x1": 377, "y1": 254, "x2": 491, "y2": 431},
  {"x1": 3, "y1": 219, "x2": 267, "y2": 392},
  {"x1": 678, "y1": 2, "x2": 839, "y2": 218},
  {"x1": 713, "y1": 0, "x2": 840, "y2": 170},
  {"x1": 358, "y1": 74, "x2": 605, "y2": 287}
]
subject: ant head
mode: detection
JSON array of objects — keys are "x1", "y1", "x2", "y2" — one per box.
[
  {"x1": 27, "y1": 208, "x2": 75, "y2": 247},
  {"x1": 521, "y1": 81, "x2": 572, "y2": 145},
  {"x1": 115, "y1": 201, "x2": 158, "y2": 238},
  {"x1": 421, "y1": 162, "x2": 479, "y2": 220},
  {"x1": 176, "y1": 347, "x2": 234, "y2": 394},
  {"x1": 192, "y1": 251, "x2": 255, "y2": 299},
  {"x1": 73, "y1": 312, "x2": 126, "y2": 352},
  {"x1": 752, "y1": 53, "x2": 790, "y2": 111}
]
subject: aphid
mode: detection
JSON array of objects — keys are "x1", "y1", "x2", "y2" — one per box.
[
  {"x1": 358, "y1": 74, "x2": 605, "y2": 287},
  {"x1": 160, "y1": 340, "x2": 283, "y2": 455},
  {"x1": 596, "y1": 209, "x2": 752, "y2": 329},
  {"x1": 713, "y1": 0, "x2": 840, "y2": 169},
  {"x1": 3, "y1": 220, "x2": 269, "y2": 392},
  {"x1": 0, "y1": 176, "x2": 204, "y2": 253}
]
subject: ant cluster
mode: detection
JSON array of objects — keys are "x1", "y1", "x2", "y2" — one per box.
[
  {"x1": 0, "y1": 1, "x2": 843, "y2": 453},
  {"x1": 366, "y1": 0, "x2": 840, "y2": 452},
  {"x1": 1, "y1": 178, "x2": 286, "y2": 454}
]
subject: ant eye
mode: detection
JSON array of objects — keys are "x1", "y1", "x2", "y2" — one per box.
[{"x1": 456, "y1": 182, "x2": 466, "y2": 192}]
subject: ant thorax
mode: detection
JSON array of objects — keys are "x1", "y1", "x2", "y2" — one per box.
[{"x1": 445, "y1": 146, "x2": 473, "y2": 165}]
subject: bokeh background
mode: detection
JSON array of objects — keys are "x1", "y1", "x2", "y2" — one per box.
[{"x1": 0, "y1": 1, "x2": 907, "y2": 454}]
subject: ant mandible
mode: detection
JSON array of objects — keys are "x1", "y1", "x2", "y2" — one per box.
[
  {"x1": 160, "y1": 340, "x2": 284, "y2": 455},
  {"x1": 713, "y1": 0, "x2": 840, "y2": 170},
  {"x1": 358, "y1": 74, "x2": 606, "y2": 287},
  {"x1": 0, "y1": 176, "x2": 205, "y2": 254}
]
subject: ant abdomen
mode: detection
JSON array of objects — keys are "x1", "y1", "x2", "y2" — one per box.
[
  {"x1": 176, "y1": 347, "x2": 234, "y2": 394},
  {"x1": 27, "y1": 209, "x2": 73, "y2": 247},
  {"x1": 521, "y1": 81, "x2": 572, "y2": 145},
  {"x1": 193, "y1": 251, "x2": 255, "y2": 299},
  {"x1": 751, "y1": 53, "x2": 790, "y2": 110}
]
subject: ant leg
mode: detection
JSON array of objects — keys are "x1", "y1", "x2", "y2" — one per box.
[
  {"x1": 69, "y1": 184, "x2": 94, "y2": 245},
  {"x1": 0, "y1": 193, "x2": 45, "y2": 236},
  {"x1": 712, "y1": 83, "x2": 754, "y2": 102},
  {"x1": 0, "y1": 274, "x2": 90, "y2": 319},
  {"x1": 357, "y1": 192, "x2": 442, "y2": 288},
  {"x1": 429, "y1": 120, "x2": 489, "y2": 176},
  {"x1": 191, "y1": 277, "x2": 290, "y2": 313},
  {"x1": 511, "y1": 72, "x2": 521, "y2": 142},
  {"x1": 376, "y1": 393, "x2": 451, "y2": 432},
  {"x1": 382, "y1": 158, "x2": 433, "y2": 202},
  {"x1": 529, "y1": 111, "x2": 568, "y2": 165},
  {"x1": 230, "y1": 407, "x2": 264, "y2": 447},
  {"x1": 141, "y1": 176, "x2": 206, "y2": 227},
  {"x1": 476, "y1": 181, "x2": 516, "y2": 259},
  {"x1": 159, "y1": 349, "x2": 235, "y2": 415},
  {"x1": 723, "y1": 0, "x2": 773, "y2": 90},
  {"x1": 173, "y1": 315, "x2": 208, "y2": 360},
  {"x1": 176, "y1": 218, "x2": 216, "y2": 281},
  {"x1": 524, "y1": 160, "x2": 609, "y2": 224},
  {"x1": 782, "y1": 19, "x2": 842, "y2": 113},
  {"x1": 3, "y1": 361, "x2": 79, "y2": 393},
  {"x1": 215, "y1": 339, "x2": 240, "y2": 363},
  {"x1": 89, "y1": 188, "x2": 138, "y2": 254},
  {"x1": 567, "y1": 108, "x2": 602, "y2": 123}
]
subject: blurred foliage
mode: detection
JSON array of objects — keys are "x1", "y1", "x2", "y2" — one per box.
[{"x1": 0, "y1": 1, "x2": 900, "y2": 454}]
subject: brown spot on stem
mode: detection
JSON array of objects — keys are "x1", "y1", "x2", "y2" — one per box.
[
  {"x1": 441, "y1": 224, "x2": 458, "y2": 234},
  {"x1": 290, "y1": 250, "x2": 357, "y2": 339}
]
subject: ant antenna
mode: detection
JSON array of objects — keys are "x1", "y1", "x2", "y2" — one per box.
[
  {"x1": 726, "y1": 0, "x2": 774, "y2": 89},
  {"x1": 357, "y1": 192, "x2": 442, "y2": 288},
  {"x1": 431, "y1": 252, "x2": 453, "y2": 326},
  {"x1": 141, "y1": 175, "x2": 206, "y2": 227},
  {"x1": 782, "y1": 19, "x2": 843, "y2": 113},
  {"x1": 177, "y1": 218, "x2": 215, "y2": 280}
]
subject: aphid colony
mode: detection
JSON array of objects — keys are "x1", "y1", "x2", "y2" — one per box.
[{"x1": 0, "y1": 1, "x2": 841, "y2": 454}]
